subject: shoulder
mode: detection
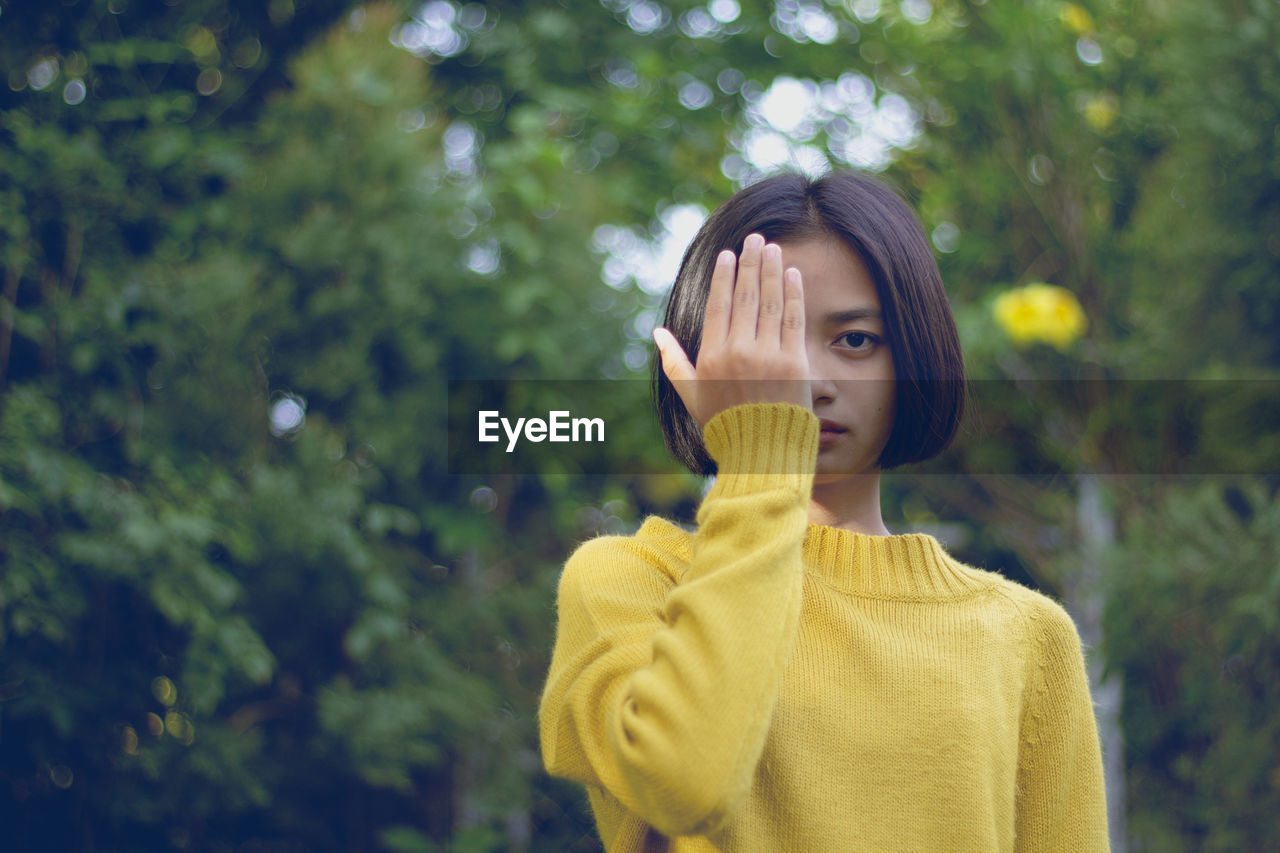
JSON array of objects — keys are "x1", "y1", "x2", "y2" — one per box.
[
  {"x1": 557, "y1": 515, "x2": 694, "y2": 611},
  {"x1": 564, "y1": 515, "x2": 691, "y2": 578},
  {"x1": 958, "y1": 568, "x2": 1086, "y2": 661},
  {"x1": 1006, "y1": 582, "x2": 1082, "y2": 654},
  {"x1": 974, "y1": 574, "x2": 1091, "y2": 696}
]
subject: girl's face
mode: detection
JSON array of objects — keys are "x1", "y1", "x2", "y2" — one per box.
[{"x1": 777, "y1": 236, "x2": 896, "y2": 483}]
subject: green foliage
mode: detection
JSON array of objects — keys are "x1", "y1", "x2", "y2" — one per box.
[
  {"x1": 1104, "y1": 480, "x2": 1280, "y2": 853},
  {"x1": 2, "y1": 0, "x2": 1277, "y2": 849},
  {"x1": 2, "y1": 0, "x2": 689, "y2": 847}
]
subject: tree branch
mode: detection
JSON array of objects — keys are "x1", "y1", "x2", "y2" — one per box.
[{"x1": 0, "y1": 259, "x2": 22, "y2": 394}]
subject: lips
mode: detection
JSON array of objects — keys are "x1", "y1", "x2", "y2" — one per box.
[{"x1": 818, "y1": 419, "x2": 846, "y2": 434}]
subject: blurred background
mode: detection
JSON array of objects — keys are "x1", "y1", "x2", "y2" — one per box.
[{"x1": 2, "y1": 0, "x2": 1278, "y2": 850}]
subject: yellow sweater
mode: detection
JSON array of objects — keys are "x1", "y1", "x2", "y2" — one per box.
[{"x1": 539, "y1": 403, "x2": 1109, "y2": 851}]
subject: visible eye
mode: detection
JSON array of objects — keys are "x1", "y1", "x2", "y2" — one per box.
[{"x1": 836, "y1": 331, "x2": 878, "y2": 352}]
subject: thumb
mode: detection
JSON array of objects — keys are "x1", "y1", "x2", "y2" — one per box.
[{"x1": 652, "y1": 327, "x2": 696, "y2": 383}]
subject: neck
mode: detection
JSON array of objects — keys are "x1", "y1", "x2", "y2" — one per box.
[{"x1": 807, "y1": 472, "x2": 891, "y2": 536}]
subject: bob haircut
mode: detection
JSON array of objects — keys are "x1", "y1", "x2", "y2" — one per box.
[{"x1": 652, "y1": 171, "x2": 966, "y2": 477}]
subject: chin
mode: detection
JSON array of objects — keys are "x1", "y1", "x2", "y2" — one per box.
[{"x1": 812, "y1": 466, "x2": 882, "y2": 485}]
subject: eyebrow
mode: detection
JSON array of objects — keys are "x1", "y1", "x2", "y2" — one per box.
[{"x1": 821, "y1": 308, "x2": 882, "y2": 324}]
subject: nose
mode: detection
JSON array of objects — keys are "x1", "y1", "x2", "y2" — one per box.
[
  {"x1": 806, "y1": 341, "x2": 837, "y2": 404},
  {"x1": 810, "y1": 375, "x2": 836, "y2": 405}
]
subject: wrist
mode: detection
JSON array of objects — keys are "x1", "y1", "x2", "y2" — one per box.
[{"x1": 702, "y1": 403, "x2": 819, "y2": 498}]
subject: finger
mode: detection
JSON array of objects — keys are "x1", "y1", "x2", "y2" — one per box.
[
  {"x1": 780, "y1": 267, "x2": 805, "y2": 352},
  {"x1": 652, "y1": 327, "x2": 696, "y2": 383},
  {"x1": 653, "y1": 327, "x2": 700, "y2": 419},
  {"x1": 755, "y1": 242, "x2": 785, "y2": 344},
  {"x1": 728, "y1": 233, "x2": 765, "y2": 348},
  {"x1": 700, "y1": 249, "x2": 736, "y2": 348}
]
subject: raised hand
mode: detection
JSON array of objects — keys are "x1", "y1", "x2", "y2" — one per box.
[{"x1": 653, "y1": 233, "x2": 810, "y2": 429}]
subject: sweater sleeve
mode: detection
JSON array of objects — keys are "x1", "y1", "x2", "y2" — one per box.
[
  {"x1": 1015, "y1": 598, "x2": 1111, "y2": 852},
  {"x1": 538, "y1": 402, "x2": 819, "y2": 838}
]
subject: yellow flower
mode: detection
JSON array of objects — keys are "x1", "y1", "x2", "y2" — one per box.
[
  {"x1": 992, "y1": 283, "x2": 1088, "y2": 351},
  {"x1": 1059, "y1": 3, "x2": 1095, "y2": 35}
]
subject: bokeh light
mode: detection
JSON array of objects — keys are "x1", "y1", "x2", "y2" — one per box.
[
  {"x1": 1076, "y1": 37, "x2": 1103, "y2": 65},
  {"x1": 269, "y1": 395, "x2": 306, "y2": 437},
  {"x1": 708, "y1": 0, "x2": 741, "y2": 23},
  {"x1": 122, "y1": 726, "x2": 140, "y2": 755},
  {"x1": 28, "y1": 58, "x2": 58, "y2": 91},
  {"x1": 931, "y1": 222, "x2": 960, "y2": 254},
  {"x1": 469, "y1": 486, "x2": 497, "y2": 513},
  {"x1": 63, "y1": 79, "x2": 86, "y2": 105},
  {"x1": 196, "y1": 68, "x2": 223, "y2": 96},
  {"x1": 900, "y1": 0, "x2": 932, "y2": 26},
  {"x1": 151, "y1": 676, "x2": 177, "y2": 706}
]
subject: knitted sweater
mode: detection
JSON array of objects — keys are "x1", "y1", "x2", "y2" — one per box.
[{"x1": 539, "y1": 403, "x2": 1109, "y2": 852}]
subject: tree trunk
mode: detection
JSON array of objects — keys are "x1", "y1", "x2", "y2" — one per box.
[{"x1": 1065, "y1": 474, "x2": 1126, "y2": 852}]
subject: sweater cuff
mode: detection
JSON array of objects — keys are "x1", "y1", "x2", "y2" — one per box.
[{"x1": 701, "y1": 403, "x2": 819, "y2": 499}]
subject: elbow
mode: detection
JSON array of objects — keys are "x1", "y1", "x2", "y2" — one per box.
[
  {"x1": 619, "y1": 760, "x2": 739, "y2": 838},
  {"x1": 610, "y1": 704, "x2": 748, "y2": 837},
  {"x1": 658, "y1": 804, "x2": 736, "y2": 839}
]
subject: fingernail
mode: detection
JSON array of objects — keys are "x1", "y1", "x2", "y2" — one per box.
[
  {"x1": 716, "y1": 250, "x2": 735, "y2": 266},
  {"x1": 744, "y1": 233, "x2": 764, "y2": 249},
  {"x1": 764, "y1": 244, "x2": 780, "y2": 260}
]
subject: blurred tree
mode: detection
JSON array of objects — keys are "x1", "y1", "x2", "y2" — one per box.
[
  {"x1": 0, "y1": 1, "x2": 616, "y2": 849},
  {"x1": 0, "y1": 1, "x2": 736, "y2": 849},
  {"x1": 1104, "y1": 479, "x2": 1280, "y2": 853}
]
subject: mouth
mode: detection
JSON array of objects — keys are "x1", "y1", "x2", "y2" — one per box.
[{"x1": 818, "y1": 420, "x2": 846, "y2": 445}]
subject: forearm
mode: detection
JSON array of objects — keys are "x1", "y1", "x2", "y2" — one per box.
[{"x1": 541, "y1": 403, "x2": 819, "y2": 836}]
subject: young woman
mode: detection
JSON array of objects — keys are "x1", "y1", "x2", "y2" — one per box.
[{"x1": 539, "y1": 172, "x2": 1109, "y2": 851}]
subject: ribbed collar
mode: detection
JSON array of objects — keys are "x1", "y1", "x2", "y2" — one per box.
[
  {"x1": 638, "y1": 517, "x2": 993, "y2": 601},
  {"x1": 801, "y1": 524, "x2": 991, "y2": 599}
]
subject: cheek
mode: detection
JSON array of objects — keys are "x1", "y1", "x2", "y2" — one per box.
[
  {"x1": 872, "y1": 356, "x2": 896, "y2": 415},
  {"x1": 865, "y1": 383, "x2": 896, "y2": 438},
  {"x1": 862, "y1": 377, "x2": 895, "y2": 413}
]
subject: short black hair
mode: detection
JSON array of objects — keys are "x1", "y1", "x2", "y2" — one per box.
[{"x1": 651, "y1": 171, "x2": 965, "y2": 476}]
